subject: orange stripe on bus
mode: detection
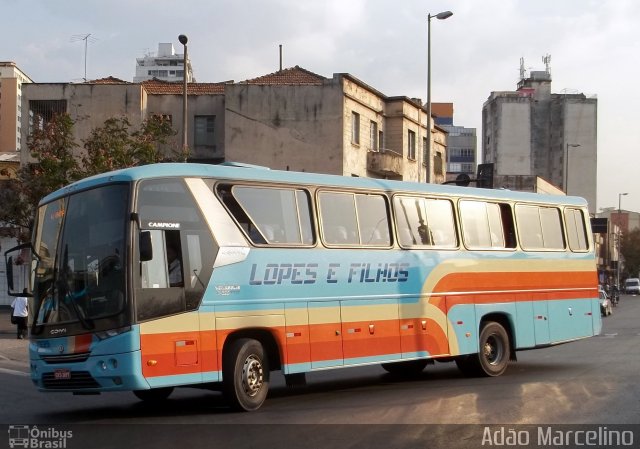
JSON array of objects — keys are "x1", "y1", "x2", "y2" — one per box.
[{"x1": 433, "y1": 271, "x2": 598, "y2": 295}]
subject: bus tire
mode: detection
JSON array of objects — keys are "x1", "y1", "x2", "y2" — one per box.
[
  {"x1": 223, "y1": 338, "x2": 269, "y2": 411},
  {"x1": 456, "y1": 321, "x2": 510, "y2": 377},
  {"x1": 381, "y1": 360, "x2": 428, "y2": 376},
  {"x1": 133, "y1": 387, "x2": 173, "y2": 402}
]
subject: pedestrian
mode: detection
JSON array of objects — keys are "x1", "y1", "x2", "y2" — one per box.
[{"x1": 11, "y1": 288, "x2": 29, "y2": 340}]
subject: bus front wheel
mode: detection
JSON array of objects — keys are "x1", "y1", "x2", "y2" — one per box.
[
  {"x1": 223, "y1": 338, "x2": 270, "y2": 411},
  {"x1": 456, "y1": 321, "x2": 510, "y2": 377}
]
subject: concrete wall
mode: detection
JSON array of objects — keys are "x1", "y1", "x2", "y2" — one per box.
[
  {"x1": 146, "y1": 93, "x2": 225, "y2": 161},
  {"x1": 224, "y1": 83, "x2": 344, "y2": 174},
  {"x1": 496, "y1": 100, "x2": 531, "y2": 175},
  {"x1": 563, "y1": 98, "x2": 598, "y2": 213},
  {"x1": 21, "y1": 83, "x2": 147, "y2": 164}
]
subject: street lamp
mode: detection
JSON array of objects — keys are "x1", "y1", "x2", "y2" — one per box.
[
  {"x1": 564, "y1": 142, "x2": 580, "y2": 194},
  {"x1": 425, "y1": 10, "x2": 453, "y2": 183},
  {"x1": 617, "y1": 192, "x2": 629, "y2": 289},
  {"x1": 178, "y1": 34, "x2": 189, "y2": 154}
]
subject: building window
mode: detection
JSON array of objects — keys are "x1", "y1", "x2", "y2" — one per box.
[
  {"x1": 370, "y1": 121, "x2": 378, "y2": 150},
  {"x1": 351, "y1": 112, "x2": 360, "y2": 145},
  {"x1": 28, "y1": 100, "x2": 67, "y2": 133},
  {"x1": 408, "y1": 130, "x2": 416, "y2": 160},
  {"x1": 434, "y1": 151, "x2": 443, "y2": 175},
  {"x1": 379, "y1": 131, "x2": 384, "y2": 150},
  {"x1": 194, "y1": 115, "x2": 215, "y2": 150}
]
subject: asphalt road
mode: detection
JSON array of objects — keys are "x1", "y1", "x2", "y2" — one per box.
[{"x1": 1, "y1": 297, "x2": 639, "y2": 448}]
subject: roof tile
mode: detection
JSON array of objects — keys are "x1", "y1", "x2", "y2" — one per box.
[
  {"x1": 243, "y1": 66, "x2": 326, "y2": 85},
  {"x1": 141, "y1": 78, "x2": 228, "y2": 95}
]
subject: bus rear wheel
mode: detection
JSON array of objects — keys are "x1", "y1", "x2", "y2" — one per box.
[
  {"x1": 456, "y1": 321, "x2": 510, "y2": 377},
  {"x1": 223, "y1": 338, "x2": 269, "y2": 412}
]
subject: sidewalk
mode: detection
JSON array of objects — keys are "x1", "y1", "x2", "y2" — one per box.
[{"x1": 0, "y1": 306, "x2": 30, "y2": 367}]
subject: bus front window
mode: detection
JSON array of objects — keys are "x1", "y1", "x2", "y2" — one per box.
[{"x1": 33, "y1": 185, "x2": 129, "y2": 327}]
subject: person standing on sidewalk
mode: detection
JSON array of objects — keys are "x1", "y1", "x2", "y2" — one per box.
[{"x1": 11, "y1": 288, "x2": 29, "y2": 339}]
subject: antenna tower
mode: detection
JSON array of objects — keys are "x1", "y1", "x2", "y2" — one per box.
[
  {"x1": 71, "y1": 34, "x2": 98, "y2": 81},
  {"x1": 542, "y1": 54, "x2": 552, "y2": 74}
]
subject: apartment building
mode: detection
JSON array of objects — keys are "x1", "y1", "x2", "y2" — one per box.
[
  {"x1": 0, "y1": 62, "x2": 33, "y2": 153},
  {"x1": 482, "y1": 67, "x2": 597, "y2": 212},
  {"x1": 133, "y1": 43, "x2": 194, "y2": 83}
]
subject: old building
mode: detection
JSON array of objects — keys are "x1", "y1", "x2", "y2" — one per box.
[
  {"x1": 225, "y1": 67, "x2": 447, "y2": 182},
  {"x1": 482, "y1": 64, "x2": 597, "y2": 212},
  {"x1": 20, "y1": 66, "x2": 447, "y2": 183}
]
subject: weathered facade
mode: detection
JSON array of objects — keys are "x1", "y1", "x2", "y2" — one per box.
[
  {"x1": 19, "y1": 67, "x2": 448, "y2": 183},
  {"x1": 225, "y1": 68, "x2": 447, "y2": 182}
]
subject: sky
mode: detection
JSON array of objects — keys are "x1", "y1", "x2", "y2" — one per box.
[{"x1": 2, "y1": 0, "x2": 639, "y2": 213}]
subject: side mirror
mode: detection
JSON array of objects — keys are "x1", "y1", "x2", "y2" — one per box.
[
  {"x1": 6, "y1": 256, "x2": 14, "y2": 292},
  {"x1": 4, "y1": 242, "x2": 35, "y2": 296},
  {"x1": 140, "y1": 231, "x2": 153, "y2": 262}
]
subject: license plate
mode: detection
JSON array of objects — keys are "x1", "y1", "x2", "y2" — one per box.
[{"x1": 53, "y1": 369, "x2": 71, "y2": 380}]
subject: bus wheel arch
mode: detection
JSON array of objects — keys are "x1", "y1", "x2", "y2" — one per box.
[
  {"x1": 221, "y1": 329, "x2": 281, "y2": 411},
  {"x1": 456, "y1": 315, "x2": 513, "y2": 377}
]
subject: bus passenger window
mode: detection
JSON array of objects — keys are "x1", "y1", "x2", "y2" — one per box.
[
  {"x1": 394, "y1": 195, "x2": 456, "y2": 248},
  {"x1": 460, "y1": 200, "x2": 511, "y2": 250},
  {"x1": 565, "y1": 208, "x2": 588, "y2": 251}
]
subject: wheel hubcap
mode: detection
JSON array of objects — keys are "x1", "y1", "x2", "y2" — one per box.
[
  {"x1": 483, "y1": 335, "x2": 503, "y2": 366},
  {"x1": 241, "y1": 354, "x2": 264, "y2": 397}
]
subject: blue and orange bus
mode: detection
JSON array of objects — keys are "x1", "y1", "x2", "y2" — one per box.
[{"x1": 4, "y1": 162, "x2": 600, "y2": 411}]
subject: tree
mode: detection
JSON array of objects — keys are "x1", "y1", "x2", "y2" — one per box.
[
  {"x1": 80, "y1": 115, "x2": 178, "y2": 178},
  {"x1": 621, "y1": 228, "x2": 640, "y2": 279},
  {"x1": 0, "y1": 113, "x2": 180, "y2": 241},
  {"x1": 0, "y1": 113, "x2": 79, "y2": 235}
]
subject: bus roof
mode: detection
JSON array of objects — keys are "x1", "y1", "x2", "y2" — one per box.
[{"x1": 39, "y1": 162, "x2": 589, "y2": 208}]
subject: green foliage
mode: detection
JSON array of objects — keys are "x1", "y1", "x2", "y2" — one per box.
[
  {"x1": 0, "y1": 113, "x2": 180, "y2": 240},
  {"x1": 80, "y1": 115, "x2": 178, "y2": 177},
  {"x1": 0, "y1": 114, "x2": 78, "y2": 231},
  {"x1": 621, "y1": 228, "x2": 640, "y2": 279}
]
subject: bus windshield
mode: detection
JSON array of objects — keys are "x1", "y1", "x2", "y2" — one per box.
[{"x1": 32, "y1": 184, "x2": 129, "y2": 328}]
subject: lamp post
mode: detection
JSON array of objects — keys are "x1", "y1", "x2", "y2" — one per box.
[
  {"x1": 178, "y1": 34, "x2": 189, "y2": 154},
  {"x1": 425, "y1": 10, "x2": 453, "y2": 183},
  {"x1": 617, "y1": 192, "x2": 629, "y2": 289},
  {"x1": 564, "y1": 142, "x2": 580, "y2": 194}
]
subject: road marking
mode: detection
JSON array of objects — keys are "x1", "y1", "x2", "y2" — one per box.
[
  {"x1": 0, "y1": 367, "x2": 29, "y2": 377},
  {"x1": 603, "y1": 333, "x2": 618, "y2": 338}
]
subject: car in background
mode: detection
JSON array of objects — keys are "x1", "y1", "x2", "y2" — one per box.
[
  {"x1": 624, "y1": 278, "x2": 640, "y2": 295},
  {"x1": 599, "y1": 287, "x2": 613, "y2": 316}
]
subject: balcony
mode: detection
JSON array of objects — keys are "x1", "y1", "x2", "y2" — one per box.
[{"x1": 367, "y1": 148, "x2": 403, "y2": 177}]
